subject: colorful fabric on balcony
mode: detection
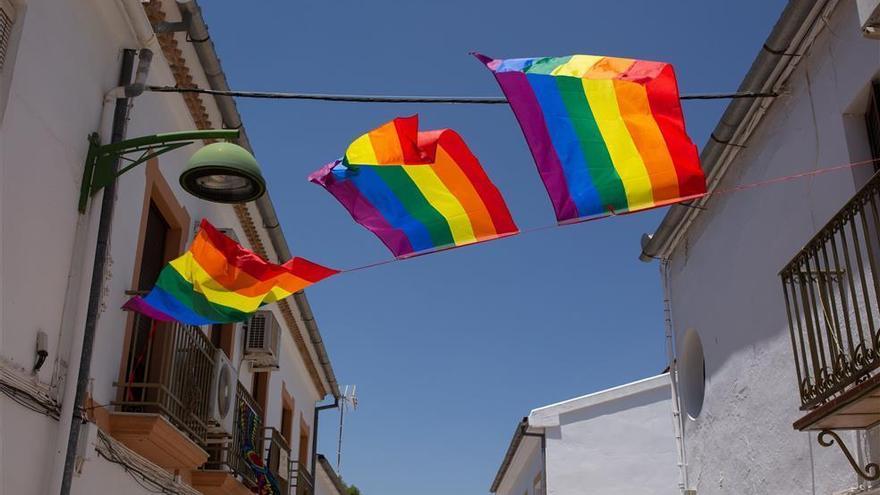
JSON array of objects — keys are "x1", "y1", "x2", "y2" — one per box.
[
  {"x1": 239, "y1": 399, "x2": 282, "y2": 495},
  {"x1": 123, "y1": 219, "x2": 339, "y2": 325},
  {"x1": 309, "y1": 115, "x2": 518, "y2": 257},
  {"x1": 475, "y1": 53, "x2": 706, "y2": 223}
]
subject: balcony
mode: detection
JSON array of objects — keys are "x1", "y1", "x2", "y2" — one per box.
[
  {"x1": 110, "y1": 313, "x2": 212, "y2": 470},
  {"x1": 292, "y1": 461, "x2": 314, "y2": 495},
  {"x1": 781, "y1": 173, "x2": 880, "y2": 432}
]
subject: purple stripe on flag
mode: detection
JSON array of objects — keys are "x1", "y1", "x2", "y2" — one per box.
[
  {"x1": 492, "y1": 71, "x2": 578, "y2": 222},
  {"x1": 122, "y1": 296, "x2": 176, "y2": 322},
  {"x1": 310, "y1": 162, "x2": 415, "y2": 256}
]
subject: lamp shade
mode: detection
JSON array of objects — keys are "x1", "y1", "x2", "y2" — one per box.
[{"x1": 179, "y1": 142, "x2": 266, "y2": 203}]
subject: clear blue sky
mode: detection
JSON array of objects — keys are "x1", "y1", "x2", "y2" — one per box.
[{"x1": 203, "y1": 1, "x2": 785, "y2": 493}]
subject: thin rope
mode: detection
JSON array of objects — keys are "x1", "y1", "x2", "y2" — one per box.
[
  {"x1": 146, "y1": 85, "x2": 778, "y2": 104},
  {"x1": 337, "y1": 157, "x2": 880, "y2": 274}
]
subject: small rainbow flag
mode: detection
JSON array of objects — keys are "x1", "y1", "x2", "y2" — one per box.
[
  {"x1": 123, "y1": 219, "x2": 338, "y2": 325},
  {"x1": 476, "y1": 53, "x2": 706, "y2": 223},
  {"x1": 309, "y1": 116, "x2": 518, "y2": 257}
]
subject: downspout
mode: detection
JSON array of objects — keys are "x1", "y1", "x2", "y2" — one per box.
[
  {"x1": 662, "y1": 259, "x2": 689, "y2": 494},
  {"x1": 311, "y1": 398, "x2": 340, "y2": 478},
  {"x1": 522, "y1": 425, "x2": 548, "y2": 495},
  {"x1": 176, "y1": 0, "x2": 340, "y2": 399},
  {"x1": 56, "y1": 47, "x2": 152, "y2": 495},
  {"x1": 640, "y1": 0, "x2": 834, "y2": 262}
]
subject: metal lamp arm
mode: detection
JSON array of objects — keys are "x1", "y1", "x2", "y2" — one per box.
[{"x1": 78, "y1": 129, "x2": 240, "y2": 213}]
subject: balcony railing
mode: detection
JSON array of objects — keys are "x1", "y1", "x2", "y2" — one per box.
[
  {"x1": 264, "y1": 428, "x2": 292, "y2": 493},
  {"x1": 292, "y1": 461, "x2": 314, "y2": 495},
  {"x1": 205, "y1": 381, "x2": 263, "y2": 487},
  {"x1": 115, "y1": 313, "x2": 215, "y2": 445},
  {"x1": 781, "y1": 173, "x2": 880, "y2": 410}
]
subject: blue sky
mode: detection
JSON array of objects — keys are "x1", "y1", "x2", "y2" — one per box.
[{"x1": 203, "y1": 1, "x2": 786, "y2": 493}]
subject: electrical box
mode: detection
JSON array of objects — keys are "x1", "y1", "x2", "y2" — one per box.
[{"x1": 858, "y1": 0, "x2": 880, "y2": 38}]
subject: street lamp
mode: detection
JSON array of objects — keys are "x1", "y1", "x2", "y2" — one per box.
[
  {"x1": 77, "y1": 128, "x2": 265, "y2": 212},
  {"x1": 180, "y1": 141, "x2": 266, "y2": 203}
]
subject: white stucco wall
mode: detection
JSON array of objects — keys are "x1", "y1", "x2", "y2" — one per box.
[
  {"x1": 0, "y1": 0, "x2": 330, "y2": 494},
  {"x1": 496, "y1": 375, "x2": 677, "y2": 495},
  {"x1": 664, "y1": 3, "x2": 880, "y2": 494},
  {"x1": 536, "y1": 374, "x2": 677, "y2": 495}
]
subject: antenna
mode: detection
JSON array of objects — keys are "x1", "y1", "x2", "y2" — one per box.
[{"x1": 337, "y1": 385, "x2": 358, "y2": 475}]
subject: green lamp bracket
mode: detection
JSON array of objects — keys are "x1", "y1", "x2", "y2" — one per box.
[{"x1": 78, "y1": 129, "x2": 240, "y2": 213}]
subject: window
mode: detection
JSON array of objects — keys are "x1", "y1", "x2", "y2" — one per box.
[
  {"x1": 298, "y1": 418, "x2": 311, "y2": 470},
  {"x1": 281, "y1": 385, "x2": 294, "y2": 444},
  {"x1": 680, "y1": 329, "x2": 706, "y2": 419},
  {"x1": 210, "y1": 323, "x2": 235, "y2": 359},
  {"x1": 252, "y1": 371, "x2": 270, "y2": 420}
]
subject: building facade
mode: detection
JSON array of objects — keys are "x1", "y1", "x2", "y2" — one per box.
[
  {"x1": 491, "y1": 374, "x2": 678, "y2": 495},
  {"x1": 640, "y1": 0, "x2": 880, "y2": 494},
  {"x1": 0, "y1": 1, "x2": 341, "y2": 494}
]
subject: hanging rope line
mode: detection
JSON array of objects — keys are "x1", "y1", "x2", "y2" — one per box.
[
  {"x1": 146, "y1": 85, "x2": 778, "y2": 104},
  {"x1": 338, "y1": 157, "x2": 880, "y2": 274}
]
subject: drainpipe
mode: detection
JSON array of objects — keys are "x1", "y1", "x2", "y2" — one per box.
[
  {"x1": 661, "y1": 259, "x2": 690, "y2": 494},
  {"x1": 522, "y1": 425, "x2": 548, "y2": 495},
  {"x1": 176, "y1": 0, "x2": 340, "y2": 400},
  {"x1": 311, "y1": 398, "x2": 339, "y2": 477},
  {"x1": 55, "y1": 47, "x2": 152, "y2": 495}
]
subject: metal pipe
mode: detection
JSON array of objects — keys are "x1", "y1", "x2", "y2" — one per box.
[
  {"x1": 311, "y1": 397, "x2": 339, "y2": 477},
  {"x1": 177, "y1": 0, "x2": 340, "y2": 399},
  {"x1": 640, "y1": 0, "x2": 834, "y2": 262},
  {"x1": 58, "y1": 48, "x2": 140, "y2": 495},
  {"x1": 661, "y1": 260, "x2": 689, "y2": 493}
]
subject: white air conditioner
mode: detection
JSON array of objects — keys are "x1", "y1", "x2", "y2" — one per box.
[
  {"x1": 208, "y1": 349, "x2": 237, "y2": 435},
  {"x1": 858, "y1": 0, "x2": 880, "y2": 38},
  {"x1": 244, "y1": 311, "x2": 280, "y2": 370}
]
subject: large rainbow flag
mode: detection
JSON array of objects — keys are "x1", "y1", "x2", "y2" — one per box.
[
  {"x1": 476, "y1": 53, "x2": 706, "y2": 223},
  {"x1": 123, "y1": 219, "x2": 338, "y2": 325},
  {"x1": 309, "y1": 116, "x2": 518, "y2": 257}
]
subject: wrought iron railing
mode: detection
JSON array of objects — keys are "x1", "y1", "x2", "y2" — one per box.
[
  {"x1": 205, "y1": 381, "x2": 263, "y2": 486},
  {"x1": 781, "y1": 173, "x2": 880, "y2": 409},
  {"x1": 115, "y1": 312, "x2": 215, "y2": 444},
  {"x1": 264, "y1": 427, "x2": 292, "y2": 494},
  {"x1": 292, "y1": 461, "x2": 314, "y2": 495}
]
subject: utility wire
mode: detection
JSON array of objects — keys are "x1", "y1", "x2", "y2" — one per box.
[{"x1": 147, "y1": 85, "x2": 778, "y2": 104}]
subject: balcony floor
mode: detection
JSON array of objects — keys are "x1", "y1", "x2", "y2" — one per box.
[{"x1": 795, "y1": 372, "x2": 880, "y2": 431}]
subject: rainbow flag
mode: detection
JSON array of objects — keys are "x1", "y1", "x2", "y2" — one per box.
[
  {"x1": 476, "y1": 53, "x2": 706, "y2": 223},
  {"x1": 123, "y1": 219, "x2": 338, "y2": 325},
  {"x1": 309, "y1": 116, "x2": 518, "y2": 257}
]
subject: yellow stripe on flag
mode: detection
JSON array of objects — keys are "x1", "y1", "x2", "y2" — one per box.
[
  {"x1": 402, "y1": 166, "x2": 477, "y2": 245},
  {"x1": 582, "y1": 79, "x2": 655, "y2": 210}
]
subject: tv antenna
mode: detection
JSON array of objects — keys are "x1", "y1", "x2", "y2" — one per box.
[{"x1": 337, "y1": 385, "x2": 358, "y2": 475}]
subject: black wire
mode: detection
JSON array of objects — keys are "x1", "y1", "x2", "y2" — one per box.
[{"x1": 147, "y1": 85, "x2": 778, "y2": 104}]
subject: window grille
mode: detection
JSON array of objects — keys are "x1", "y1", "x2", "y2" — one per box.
[{"x1": 0, "y1": 1, "x2": 14, "y2": 73}]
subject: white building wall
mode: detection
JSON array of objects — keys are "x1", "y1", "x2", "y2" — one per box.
[
  {"x1": 542, "y1": 377, "x2": 677, "y2": 495},
  {"x1": 0, "y1": 0, "x2": 330, "y2": 494},
  {"x1": 665, "y1": 3, "x2": 880, "y2": 494}
]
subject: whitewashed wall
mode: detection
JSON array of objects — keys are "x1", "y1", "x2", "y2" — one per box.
[
  {"x1": 535, "y1": 374, "x2": 676, "y2": 495},
  {"x1": 665, "y1": 3, "x2": 880, "y2": 494},
  {"x1": 0, "y1": 0, "x2": 328, "y2": 494}
]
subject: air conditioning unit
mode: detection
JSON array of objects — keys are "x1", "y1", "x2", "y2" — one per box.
[
  {"x1": 858, "y1": 0, "x2": 880, "y2": 38},
  {"x1": 194, "y1": 220, "x2": 239, "y2": 243},
  {"x1": 244, "y1": 311, "x2": 280, "y2": 370},
  {"x1": 208, "y1": 349, "x2": 237, "y2": 435}
]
